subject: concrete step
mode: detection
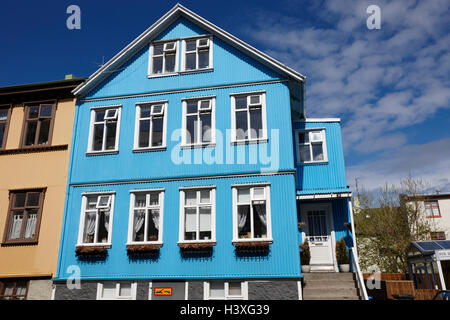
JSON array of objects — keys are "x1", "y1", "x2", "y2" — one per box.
[
  {"x1": 303, "y1": 280, "x2": 357, "y2": 289},
  {"x1": 303, "y1": 288, "x2": 359, "y2": 297},
  {"x1": 303, "y1": 272, "x2": 355, "y2": 281},
  {"x1": 304, "y1": 296, "x2": 361, "y2": 300}
]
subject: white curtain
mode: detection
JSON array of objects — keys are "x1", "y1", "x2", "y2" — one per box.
[
  {"x1": 237, "y1": 206, "x2": 248, "y2": 229},
  {"x1": 9, "y1": 214, "x2": 23, "y2": 239},
  {"x1": 199, "y1": 208, "x2": 211, "y2": 232},
  {"x1": 83, "y1": 212, "x2": 96, "y2": 243},
  {"x1": 133, "y1": 209, "x2": 145, "y2": 239},
  {"x1": 24, "y1": 213, "x2": 37, "y2": 239},
  {"x1": 104, "y1": 210, "x2": 110, "y2": 232},
  {"x1": 254, "y1": 203, "x2": 267, "y2": 227},
  {"x1": 150, "y1": 209, "x2": 159, "y2": 231},
  {"x1": 185, "y1": 209, "x2": 196, "y2": 233}
]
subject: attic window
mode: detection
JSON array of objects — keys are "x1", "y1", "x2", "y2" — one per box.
[
  {"x1": 295, "y1": 129, "x2": 328, "y2": 164},
  {"x1": 149, "y1": 41, "x2": 178, "y2": 75},
  {"x1": 182, "y1": 37, "x2": 213, "y2": 71}
]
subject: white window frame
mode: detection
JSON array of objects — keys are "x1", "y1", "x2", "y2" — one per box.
[
  {"x1": 230, "y1": 91, "x2": 268, "y2": 143},
  {"x1": 232, "y1": 184, "x2": 272, "y2": 243},
  {"x1": 148, "y1": 40, "x2": 179, "y2": 77},
  {"x1": 294, "y1": 128, "x2": 328, "y2": 164},
  {"x1": 87, "y1": 105, "x2": 122, "y2": 154},
  {"x1": 181, "y1": 35, "x2": 213, "y2": 72},
  {"x1": 96, "y1": 282, "x2": 137, "y2": 300},
  {"x1": 181, "y1": 96, "x2": 216, "y2": 147},
  {"x1": 77, "y1": 192, "x2": 115, "y2": 247},
  {"x1": 127, "y1": 189, "x2": 165, "y2": 245},
  {"x1": 204, "y1": 281, "x2": 248, "y2": 300},
  {"x1": 133, "y1": 101, "x2": 168, "y2": 151},
  {"x1": 178, "y1": 186, "x2": 216, "y2": 244}
]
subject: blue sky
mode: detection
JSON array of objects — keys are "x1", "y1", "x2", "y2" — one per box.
[{"x1": 1, "y1": 0, "x2": 449, "y2": 192}]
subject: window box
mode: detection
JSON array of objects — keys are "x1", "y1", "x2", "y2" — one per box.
[
  {"x1": 75, "y1": 244, "x2": 109, "y2": 256},
  {"x1": 232, "y1": 240, "x2": 272, "y2": 248},
  {"x1": 177, "y1": 241, "x2": 216, "y2": 249},
  {"x1": 126, "y1": 243, "x2": 162, "y2": 253}
]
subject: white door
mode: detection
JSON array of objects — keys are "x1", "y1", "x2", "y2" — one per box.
[{"x1": 302, "y1": 204, "x2": 334, "y2": 268}]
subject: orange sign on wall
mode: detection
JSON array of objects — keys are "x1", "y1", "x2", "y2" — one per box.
[{"x1": 154, "y1": 287, "x2": 172, "y2": 296}]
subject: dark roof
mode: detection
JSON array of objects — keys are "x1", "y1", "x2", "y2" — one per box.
[
  {"x1": 0, "y1": 78, "x2": 86, "y2": 104},
  {"x1": 410, "y1": 240, "x2": 450, "y2": 255}
]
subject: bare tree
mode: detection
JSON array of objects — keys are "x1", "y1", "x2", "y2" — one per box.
[{"x1": 354, "y1": 175, "x2": 434, "y2": 273}]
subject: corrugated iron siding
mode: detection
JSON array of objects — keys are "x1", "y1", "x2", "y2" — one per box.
[
  {"x1": 85, "y1": 17, "x2": 282, "y2": 100},
  {"x1": 292, "y1": 121, "x2": 347, "y2": 192},
  {"x1": 56, "y1": 174, "x2": 300, "y2": 280},
  {"x1": 71, "y1": 81, "x2": 294, "y2": 185}
]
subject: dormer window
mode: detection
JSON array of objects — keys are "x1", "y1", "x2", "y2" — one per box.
[
  {"x1": 182, "y1": 36, "x2": 213, "y2": 71},
  {"x1": 149, "y1": 41, "x2": 178, "y2": 75}
]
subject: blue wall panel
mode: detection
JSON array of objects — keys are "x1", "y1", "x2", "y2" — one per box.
[
  {"x1": 71, "y1": 82, "x2": 294, "y2": 185},
  {"x1": 55, "y1": 174, "x2": 300, "y2": 280},
  {"x1": 292, "y1": 121, "x2": 348, "y2": 192},
  {"x1": 84, "y1": 18, "x2": 283, "y2": 100}
]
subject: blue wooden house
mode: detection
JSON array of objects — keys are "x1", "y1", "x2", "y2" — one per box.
[{"x1": 53, "y1": 4, "x2": 365, "y2": 300}]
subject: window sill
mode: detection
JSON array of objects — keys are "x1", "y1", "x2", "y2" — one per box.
[
  {"x1": 76, "y1": 244, "x2": 110, "y2": 255},
  {"x1": 86, "y1": 150, "x2": 119, "y2": 156},
  {"x1": 179, "y1": 68, "x2": 213, "y2": 75},
  {"x1": 147, "y1": 72, "x2": 179, "y2": 79},
  {"x1": 127, "y1": 243, "x2": 162, "y2": 253},
  {"x1": 231, "y1": 138, "x2": 268, "y2": 146},
  {"x1": 232, "y1": 239, "x2": 273, "y2": 248},
  {"x1": 1, "y1": 240, "x2": 38, "y2": 246},
  {"x1": 180, "y1": 143, "x2": 216, "y2": 149},
  {"x1": 132, "y1": 146, "x2": 167, "y2": 153},
  {"x1": 178, "y1": 241, "x2": 216, "y2": 249},
  {"x1": 296, "y1": 161, "x2": 328, "y2": 166},
  {"x1": 0, "y1": 144, "x2": 68, "y2": 156}
]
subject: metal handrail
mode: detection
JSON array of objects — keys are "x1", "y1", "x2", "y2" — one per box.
[{"x1": 350, "y1": 247, "x2": 369, "y2": 300}]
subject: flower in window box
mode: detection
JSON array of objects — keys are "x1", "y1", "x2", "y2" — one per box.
[
  {"x1": 298, "y1": 221, "x2": 306, "y2": 228},
  {"x1": 127, "y1": 243, "x2": 162, "y2": 253},
  {"x1": 178, "y1": 242, "x2": 216, "y2": 250}
]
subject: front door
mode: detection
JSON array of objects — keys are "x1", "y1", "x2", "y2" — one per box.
[{"x1": 302, "y1": 204, "x2": 334, "y2": 270}]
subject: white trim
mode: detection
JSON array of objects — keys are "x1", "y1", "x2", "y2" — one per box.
[
  {"x1": 204, "y1": 280, "x2": 248, "y2": 300},
  {"x1": 178, "y1": 187, "x2": 216, "y2": 243},
  {"x1": 72, "y1": 4, "x2": 304, "y2": 96},
  {"x1": 232, "y1": 184, "x2": 272, "y2": 242},
  {"x1": 230, "y1": 91, "x2": 267, "y2": 143},
  {"x1": 299, "y1": 118, "x2": 341, "y2": 123},
  {"x1": 148, "y1": 39, "x2": 179, "y2": 77},
  {"x1": 127, "y1": 189, "x2": 165, "y2": 245},
  {"x1": 297, "y1": 281, "x2": 303, "y2": 300},
  {"x1": 294, "y1": 128, "x2": 328, "y2": 164},
  {"x1": 87, "y1": 106, "x2": 122, "y2": 154},
  {"x1": 296, "y1": 192, "x2": 352, "y2": 200},
  {"x1": 181, "y1": 35, "x2": 213, "y2": 72},
  {"x1": 181, "y1": 96, "x2": 216, "y2": 147},
  {"x1": 96, "y1": 282, "x2": 137, "y2": 300},
  {"x1": 77, "y1": 193, "x2": 115, "y2": 246},
  {"x1": 133, "y1": 101, "x2": 168, "y2": 151},
  {"x1": 179, "y1": 185, "x2": 216, "y2": 190}
]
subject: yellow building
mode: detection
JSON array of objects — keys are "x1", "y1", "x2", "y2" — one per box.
[{"x1": 0, "y1": 76, "x2": 84, "y2": 299}]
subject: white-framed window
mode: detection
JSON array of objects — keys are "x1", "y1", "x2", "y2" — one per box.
[
  {"x1": 148, "y1": 40, "x2": 179, "y2": 76},
  {"x1": 134, "y1": 101, "x2": 167, "y2": 150},
  {"x1": 230, "y1": 92, "x2": 267, "y2": 143},
  {"x1": 96, "y1": 282, "x2": 137, "y2": 300},
  {"x1": 232, "y1": 184, "x2": 272, "y2": 242},
  {"x1": 128, "y1": 190, "x2": 164, "y2": 244},
  {"x1": 87, "y1": 106, "x2": 121, "y2": 153},
  {"x1": 204, "y1": 281, "x2": 248, "y2": 300},
  {"x1": 181, "y1": 36, "x2": 213, "y2": 72},
  {"x1": 179, "y1": 187, "x2": 216, "y2": 243},
  {"x1": 77, "y1": 193, "x2": 115, "y2": 246},
  {"x1": 295, "y1": 129, "x2": 328, "y2": 163},
  {"x1": 182, "y1": 97, "x2": 215, "y2": 146}
]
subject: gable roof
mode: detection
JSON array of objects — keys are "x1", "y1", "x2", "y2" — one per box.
[{"x1": 73, "y1": 3, "x2": 306, "y2": 96}]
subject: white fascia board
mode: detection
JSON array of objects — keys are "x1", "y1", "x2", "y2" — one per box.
[
  {"x1": 72, "y1": 4, "x2": 305, "y2": 97},
  {"x1": 299, "y1": 118, "x2": 341, "y2": 123}
]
